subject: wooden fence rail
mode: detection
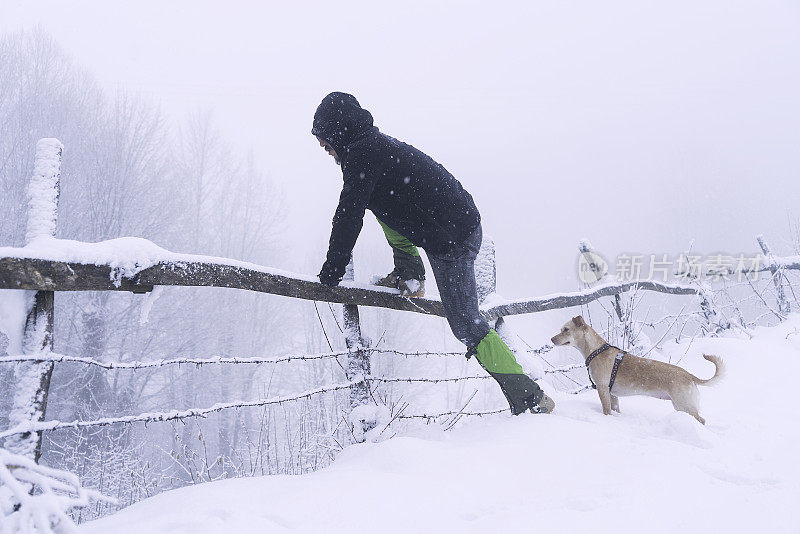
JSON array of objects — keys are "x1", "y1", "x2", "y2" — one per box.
[
  {"x1": 0, "y1": 256, "x2": 711, "y2": 320},
  {"x1": 3, "y1": 250, "x2": 796, "y2": 322}
]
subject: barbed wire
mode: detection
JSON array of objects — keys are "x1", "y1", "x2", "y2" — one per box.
[
  {"x1": 0, "y1": 349, "x2": 353, "y2": 369},
  {"x1": 371, "y1": 348, "x2": 466, "y2": 358},
  {"x1": 0, "y1": 346, "x2": 472, "y2": 370},
  {"x1": 0, "y1": 374, "x2": 595, "y2": 438},
  {"x1": 0, "y1": 381, "x2": 357, "y2": 439},
  {"x1": 368, "y1": 375, "x2": 492, "y2": 384},
  {"x1": 395, "y1": 384, "x2": 602, "y2": 420},
  {"x1": 0, "y1": 349, "x2": 584, "y2": 384},
  {"x1": 543, "y1": 363, "x2": 585, "y2": 374},
  {"x1": 396, "y1": 408, "x2": 509, "y2": 420},
  {"x1": 524, "y1": 344, "x2": 554, "y2": 355}
]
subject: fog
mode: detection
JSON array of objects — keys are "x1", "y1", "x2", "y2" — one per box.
[
  {"x1": 2, "y1": 3, "x2": 799, "y2": 523},
  {"x1": 4, "y1": 0, "x2": 797, "y2": 296}
]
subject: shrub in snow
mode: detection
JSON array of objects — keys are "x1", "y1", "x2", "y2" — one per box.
[
  {"x1": 0, "y1": 448, "x2": 112, "y2": 534},
  {"x1": 348, "y1": 404, "x2": 391, "y2": 443}
]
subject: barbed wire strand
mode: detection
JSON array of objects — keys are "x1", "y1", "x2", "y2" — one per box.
[
  {"x1": 0, "y1": 347, "x2": 474, "y2": 370},
  {"x1": 0, "y1": 381, "x2": 358, "y2": 439}
]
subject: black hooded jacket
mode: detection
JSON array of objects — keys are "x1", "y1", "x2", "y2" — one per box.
[{"x1": 314, "y1": 92, "x2": 481, "y2": 285}]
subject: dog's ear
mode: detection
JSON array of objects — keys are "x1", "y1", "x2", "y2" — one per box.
[{"x1": 572, "y1": 315, "x2": 585, "y2": 327}]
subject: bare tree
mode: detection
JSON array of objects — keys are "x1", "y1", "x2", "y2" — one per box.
[{"x1": 0, "y1": 29, "x2": 291, "y2": 513}]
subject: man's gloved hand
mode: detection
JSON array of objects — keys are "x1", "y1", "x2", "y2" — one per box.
[{"x1": 318, "y1": 261, "x2": 344, "y2": 287}]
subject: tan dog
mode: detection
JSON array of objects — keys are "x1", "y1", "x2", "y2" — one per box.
[{"x1": 551, "y1": 316, "x2": 724, "y2": 424}]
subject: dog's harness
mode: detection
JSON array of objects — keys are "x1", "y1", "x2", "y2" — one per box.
[{"x1": 585, "y1": 343, "x2": 626, "y2": 391}]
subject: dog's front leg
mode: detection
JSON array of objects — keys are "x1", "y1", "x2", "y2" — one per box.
[
  {"x1": 611, "y1": 395, "x2": 620, "y2": 413},
  {"x1": 598, "y1": 387, "x2": 613, "y2": 415}
]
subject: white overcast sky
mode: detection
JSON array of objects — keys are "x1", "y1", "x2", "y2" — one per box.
[{"x1": 2, "y1": 0, "x2": 799, "y2": 295}]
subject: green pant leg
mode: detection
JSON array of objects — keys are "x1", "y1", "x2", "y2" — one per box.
[
  {"x1": 475, "y1": 330, "x2": 543, "y2": 415},
  {"x1": 377, "y1": 218, "x2": 425, "y2": 281}
]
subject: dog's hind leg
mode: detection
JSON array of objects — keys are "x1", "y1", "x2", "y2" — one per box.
[
  {"x1": 611, "y1": 395, "x2": 620, "y2": 413},
  {"x1": 673, "y1": 402, "x2": 705, "y2": 425},
  {"x1": 669, "y1": 387, "x2": 705, "y2": 425}
]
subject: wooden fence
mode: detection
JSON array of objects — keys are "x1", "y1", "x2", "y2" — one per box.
[{"x1": 1, "y1": 138, "x2": 797, "y2": 464}]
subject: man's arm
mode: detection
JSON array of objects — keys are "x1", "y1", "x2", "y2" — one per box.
[
  {"x1": 318, "y1": 167, "x2": 376, "y2": 286},
  {"x1": 376, "y1": 218, "x2": 425, "y2": 281}
]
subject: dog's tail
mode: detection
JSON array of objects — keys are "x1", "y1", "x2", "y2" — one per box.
[{"x1": 692, "y1": 354, "x2": 725, "y2": 386}]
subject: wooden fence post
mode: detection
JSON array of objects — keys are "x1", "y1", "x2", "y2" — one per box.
[
  {"x1": 578, "y1": 240, "x2": 623, "y2": 321},
  {"x1": 474, "y1": 236, "x2": 496, "y2": 304},
  {"x1": 341, "y1": 257, "x2": 374, "y2": 441},
  {"x1": 577, "y1": 240, "x2": 636, "y2": 345},
  {"x1": 476, "y1": 236, "x2": 543, "y2": 379},
  {"x1": 6, "y1": 139, "x2": 62, "y2": 462},
  {"x1": 697, "y1": 287, "x2": 725, "y2": 335},
  {"x1": 757, "y1": 234, "x2": 790, "y2": 316}
]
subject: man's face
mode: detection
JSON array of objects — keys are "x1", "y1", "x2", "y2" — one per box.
[{"x1": 317, "y1": 137, "x2": 340, "y2": 165}]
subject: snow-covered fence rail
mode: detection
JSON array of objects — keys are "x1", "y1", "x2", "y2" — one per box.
[
  {"x1": 0, "y1": 255, "x2": 447, "y2": 315},
  {"x1": 483, "y1": 279, "x2": 701, "y2": 320},
  {"x1": 5, "y1": 243, "x2": 796, "y2": 323},
  {"x1": 0, "y1": 256, "x2": 718, "y2": 320}
]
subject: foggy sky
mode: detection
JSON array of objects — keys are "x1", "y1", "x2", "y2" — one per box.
[{"x1": 2, "y1": 0, "x2": 799, "y2": 296}]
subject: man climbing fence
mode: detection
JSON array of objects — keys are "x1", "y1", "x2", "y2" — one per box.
[{"x1": 313, "y1": 92, "x2": 554, "y2": 415}]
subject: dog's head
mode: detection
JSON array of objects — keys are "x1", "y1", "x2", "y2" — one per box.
[{"x1": 551, "y1": 316, "x2": 588, "y2": 347}]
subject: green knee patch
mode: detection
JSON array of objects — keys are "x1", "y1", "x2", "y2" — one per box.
[
  {"x1": 377, "y1": 218, "x2": 420, "y2": 257},
  {"x1": 475, "y1": 329, "x2": 525, "y2": 375}
]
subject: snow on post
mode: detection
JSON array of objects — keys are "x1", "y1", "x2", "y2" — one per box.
[
  {"x1": 474, "y1": 235, "x2": 496, "y2": 304},
  {"x1": 341, "y1": 257, "x2": 375, "y2": 442},
  {"x1": 578, "y1": 240, "x2": 623, "y2": 320},
  {"x1": 5, "y1": 139, "x2": 62, "y2": 462},
  {"x1": 25, "y1": 138, "x2": 63, "y2": 246},
  {"x1": 757, "y1": 234, "x2": 790, "y2": 316},
  {"x1": 476, "y1": 235, "x2": 543, "y2": 380}
]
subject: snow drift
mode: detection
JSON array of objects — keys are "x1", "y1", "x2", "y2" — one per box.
[{"x1": 80, "y1": 316, "x2": 800, "y2": 533}]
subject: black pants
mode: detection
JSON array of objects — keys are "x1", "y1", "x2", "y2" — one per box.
[{"x1": 427, "y1": 224, "x2": 491, "y2": 348}]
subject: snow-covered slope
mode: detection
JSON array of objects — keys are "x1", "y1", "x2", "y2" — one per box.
[{"x1": 81, "y1": 317, "x2": 800, "y2": 534}]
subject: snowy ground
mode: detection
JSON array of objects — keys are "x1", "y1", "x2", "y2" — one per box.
[{"x1": 81, "y1": 317, "x2": 800, "y2": 534}]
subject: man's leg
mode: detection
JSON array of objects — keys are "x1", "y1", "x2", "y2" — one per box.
[
  {"x1": 428, "y1": 227, "x2": 549, "y2": 415},
  {"x1": 375, "y1": 218, "x2": 425, "y2": 296}
]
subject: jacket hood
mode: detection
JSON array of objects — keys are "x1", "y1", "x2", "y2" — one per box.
[{"x1": 311, "y1": 92, "x2": 375, "y2": 159}]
